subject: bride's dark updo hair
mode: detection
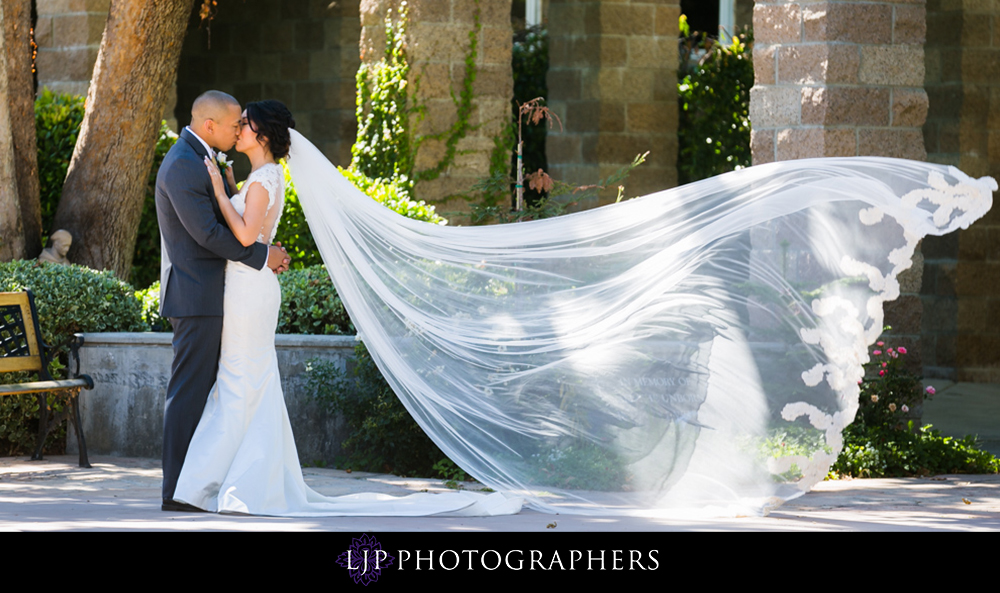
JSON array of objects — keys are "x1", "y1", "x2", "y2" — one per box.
[{"x1": 245, "y1": 100, "x2": 296, "y2": 160}]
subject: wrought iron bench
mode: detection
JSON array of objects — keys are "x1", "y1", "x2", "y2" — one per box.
[{"x1": 0, "y1": 291, "x2": 93, "y2": 467}]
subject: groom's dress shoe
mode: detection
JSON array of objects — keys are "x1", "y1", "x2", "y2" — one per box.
[{"x1": 162, "y1": 498, "x2": 206, "y2": 512}]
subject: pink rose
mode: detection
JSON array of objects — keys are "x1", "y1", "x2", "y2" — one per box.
[
  {"x1": 879, "y1": 370, "x2": 885, "y2": 376},
  {"x1": 901, "y1": 404, "x2": 909, "y2": 413},
  {"x1": 877, "y1": 341, "x2": 884, "y2": 346},
  {"x1": 873, "y1": 350, "x2": 882, "y2": 356},
  {"x1": 882, "y1": 362, "x2": 888, "y2": 368},
  {"x1": 897, "y1": 347, "x2": 907, "y2": 354},
  {"x1": 926, "y1": 386, "x2": 936, "y2": 395}
]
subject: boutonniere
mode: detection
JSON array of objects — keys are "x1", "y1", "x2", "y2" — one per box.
[{"x1": 215, "y1": 152, "x2": 233, "y2": 171}]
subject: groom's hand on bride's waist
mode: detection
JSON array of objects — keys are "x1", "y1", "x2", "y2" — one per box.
[{"x1": 267, "y1": 242, "x2": 291, "y2": 273}]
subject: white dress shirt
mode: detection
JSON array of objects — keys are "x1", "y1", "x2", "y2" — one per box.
[{"x1": 185, "y1": 126, "x2": 216, "y2": 159}]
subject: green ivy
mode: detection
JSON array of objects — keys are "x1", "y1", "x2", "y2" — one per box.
[
  {"x1": 351, "y1": 3, "x2": 414, "y2": 184},
  {"x1": 677, "y1": 16, "x2": 753, "y2": 185},
  {"x1": 411, "y1": 0, "x2": 482, "y2": 183},
  {"x1": 338, "y1": 167, "x2": 445, "y2": 225},
  {"x1": 350, "y1": 0, "x2": 483, "y2": 187}
]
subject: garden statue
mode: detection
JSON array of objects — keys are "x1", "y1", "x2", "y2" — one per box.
[{"x1": 38, "y1": 230, "x2": 72, "y2": 265}]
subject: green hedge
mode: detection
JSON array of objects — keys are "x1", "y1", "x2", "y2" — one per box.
[
  {"x1": 277, "y1": 266, "x2": 353, "y2": 335},
  {"x1": 0, "y1": 260, "x2": 147, "y2": 455}
]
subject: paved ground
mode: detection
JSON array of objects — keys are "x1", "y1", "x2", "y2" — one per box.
[
  {"x1": 1, "y1": 455, "x2": 997, "y2": 532},
  {"x1": 1, "y1": 379, "x2": 995, "y2": 532}
]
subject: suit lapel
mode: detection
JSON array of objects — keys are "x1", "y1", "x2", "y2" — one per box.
[
  {"x1": 179, "y1": 128, "x2": 229, "y2": 222},
  {"x1": 181, "y1": 128, "x2": 233, "y2": 198},
  {"x1": 181, "y1": 128, "x2": 211, "y2": 160}
]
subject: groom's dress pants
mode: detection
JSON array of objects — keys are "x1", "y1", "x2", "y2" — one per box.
[{"x1": 162, "y1": 316, "x2": 224, "y2": 500}]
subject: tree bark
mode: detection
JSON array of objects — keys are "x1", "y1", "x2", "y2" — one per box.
[
  {"x1": 52, "y1": 0, "x2": 193, "y2": 278},
  {"x1": 2, "y1": 0, "x2": 40, "y2": 258},
  {"x1": 3, "y1": 0, "x2": 40, "y2": 258},
  {"x1": 0, "y1": 1, "x2": 24, "y2": 262}
]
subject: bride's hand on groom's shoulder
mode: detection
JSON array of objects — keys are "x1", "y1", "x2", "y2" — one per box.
[{"x1": 266, "y1": 241, "x2": 290, "y2": 274}]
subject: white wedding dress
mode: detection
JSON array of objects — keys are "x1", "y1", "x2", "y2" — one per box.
[
  {"x1": 172, "y1": 162, "x2": 522, "y2": 517},
  {"x1": 172, "y1": 130, "x2": 996, "y2": 518}
]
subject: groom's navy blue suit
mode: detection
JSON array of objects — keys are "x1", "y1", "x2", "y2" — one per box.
[{"x1": 155, "y1": 128, "x2": 268, "y2": 501}]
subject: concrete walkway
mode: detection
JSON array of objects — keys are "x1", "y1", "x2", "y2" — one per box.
[
  {"x1": 1, "y1": 379, "x2": 996, "y2": 532},
  {"x1": 1, "y1": 455, "x2": 997, "y2": 531}
]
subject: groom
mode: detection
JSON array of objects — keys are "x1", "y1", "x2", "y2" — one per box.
[{"x1": 155, "y1": 90, "x2": 289, "y2": 512}]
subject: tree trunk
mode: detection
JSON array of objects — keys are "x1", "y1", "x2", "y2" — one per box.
[
  {"x1": 51, "y1": 0, "x2": 193, "y2": 278},
  {"x1": 3, "y1": 0, "x2": 41, "y2": 258},
  {"x1": 0, "y1": 0, "x2": 24, "y2": 262}
]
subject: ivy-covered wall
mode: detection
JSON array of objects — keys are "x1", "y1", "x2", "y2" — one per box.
[{"x1": 360, "y1": 0, "x2": 513, "y2": 224}]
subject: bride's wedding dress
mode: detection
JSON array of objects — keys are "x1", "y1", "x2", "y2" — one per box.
[
  {"x1": 178, "y1": 129, "x2": 995, "y2": 518},
  {"x1": 285, "y1": 130, "x2": 995, "y2": 517},
  {"x1": 172, "y1": 162, "x2": 521, "y2": 517}
]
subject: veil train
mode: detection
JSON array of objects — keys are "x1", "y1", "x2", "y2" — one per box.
[{"x1": 287, "y1": 129, "x2": 996, "y2": 516}]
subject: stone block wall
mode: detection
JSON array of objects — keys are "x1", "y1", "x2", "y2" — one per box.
[
  {"x1": 360, "y1": 0, "x2": 513, "y2": 223},
  {"x1": 176, "y1": 0, "x2": 362, "y2": 173},
  {"x1": 750, "y1": 0, "x2": 929, "y2": 370},
  {"x1": 546, "y1": 0, "x2": 679, "y2": 209},
  {"x1": 751, "y1": 0, "x2": 928, "y2": 163},
  {"x1": 34, "y1": 0, "x2": 109, "y2": 98},
  {"x1": 922, "y1": 0, "x2": 1000, "y2": 382},
  {"x1": 35, "y1": 0, "x2": 177, "y2": 126}
]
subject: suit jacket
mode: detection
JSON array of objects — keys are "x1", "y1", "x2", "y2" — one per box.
[{"x1": 156, "y1": 128, "x2": 268, "y2": 318}]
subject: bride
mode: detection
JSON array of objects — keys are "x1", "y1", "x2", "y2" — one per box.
[
  {"x1": 171, "y1": 101, "x2": 521, "y2": 516},
  {"x1": 174, "y1": 100, "x2": 996, "y2": 518}
]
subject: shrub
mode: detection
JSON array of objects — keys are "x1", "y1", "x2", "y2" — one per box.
[
  {"x1": 275, "y1": 162, "x2": 321, "y2": 269},
  {"x1": 35, "y1": 90, "x2": 85, "y2": 236},
  {"x1": 677, "y1": 16, "x2": 753, "y2": 185},
  {"x1": 337, "y1": 167, "x2": 445, "y2": 225},
  {"x1": 135, "y1": 281, "x2": 171, "y2": 332},
  {"x1": 830, "y1": 338, "x2": 1000, "y2": 477},
  {"x1": 0, "y1": 260, "x2": 146, "y2": 455},
  {"x1": 306, "y1": 343, "x2": 446, "y2": 477},
  {"x1": 276, "y1": 266, "x2": 353, "y2": 335},
  {"x1": 133, "y1": 264, "x2": 353, "y2": 336},
  {"x1": 130, "y1": 124, "x2": 178, "y2": 289}
]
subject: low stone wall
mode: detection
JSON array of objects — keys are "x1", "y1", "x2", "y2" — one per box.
[{"x1": 70, "y1": 332, "x2": 356, "y2": 465}]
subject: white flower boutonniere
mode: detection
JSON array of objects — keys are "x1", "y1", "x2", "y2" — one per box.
[{"x1": 215, "y1": 152, "x2": 233, "y2": 171}]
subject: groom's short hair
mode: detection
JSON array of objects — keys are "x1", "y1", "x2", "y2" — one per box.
[{"x1": 191, "y1": 90, "x2": 240, "y2": 126}]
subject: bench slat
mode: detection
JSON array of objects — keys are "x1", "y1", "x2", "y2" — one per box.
[
  {"x1": 0, "y1": 379, "x2": 88, "y2": 396},
  {"x1": 0, "y1": 355, "x2": 43, "y2": 373}
]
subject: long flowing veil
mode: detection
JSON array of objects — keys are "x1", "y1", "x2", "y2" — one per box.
[{"x1": 287, "y1": 129, "x2": 995, "y2": 516}]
